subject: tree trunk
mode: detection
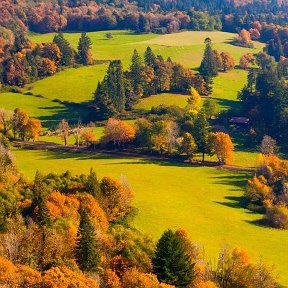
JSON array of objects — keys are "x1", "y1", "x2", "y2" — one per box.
[{"x1": 202, "y1": 152, "x2": 205, "y2": 163}]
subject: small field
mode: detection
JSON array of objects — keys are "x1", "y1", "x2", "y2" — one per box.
[
  {"x1": 135, "y1": 93, "x2": 189, "y2": 110},
  {"x1": 0, "y1": 92, "x2": 86, "y2": 128},
  {"x1": 13, "y1": 147, "x2": 288, "y2": 286}
]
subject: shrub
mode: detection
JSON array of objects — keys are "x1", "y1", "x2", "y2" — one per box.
[{"x1": 265, "y1": 205, "x2": 288, "y2": 229}]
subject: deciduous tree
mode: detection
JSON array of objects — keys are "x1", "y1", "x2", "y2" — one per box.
[{"x1": 209, "y1": 132, "x2": 234, "y2": 165}]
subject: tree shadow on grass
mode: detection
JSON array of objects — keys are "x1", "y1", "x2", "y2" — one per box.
[
  {"x1": 37, "y1": 103, "x2": 94, "y2": 129},
  {"x1": 210, "y1": 173, "x2": 250, "y2": 189},
  {"x1": 214, "y1": 195, "x2": 248, "y2": 210},
  {"x1": 40, "y1": 151, "x2": 130, "y2": 161},
  {"x1": 212, "y1": 97, "x2": 240, "y2": 112}
]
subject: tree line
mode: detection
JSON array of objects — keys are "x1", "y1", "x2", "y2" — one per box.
[
  {"x1": 0, "y1": 31, "x2": 92, "y2": 86},
  {"x1": 1, "y1": 0, "x2": 287, "y2": 35},
  {"x1": 238, "y1": 52, "x2": 288, "y2": 142}
]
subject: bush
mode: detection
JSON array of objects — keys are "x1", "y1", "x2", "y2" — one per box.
[{"x1": 265, "y1": 205, "x2": 288, "y2": 229}]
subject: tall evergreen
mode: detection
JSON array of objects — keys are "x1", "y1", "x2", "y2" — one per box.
[
  {"x1": 94, "y1": 81, "x2": 116, "y2": 119},
  {"x1": 144, "y1": 46, "x2": 157, "y2": 68},
  {"x1": 75, "y1": 209, "x2": 99, "y2": 272},
  {"x1": 130, "y1": 49, "x2": 144, "y2": 97},
  {"x1": 32, "y1": 171, "x2": 51, "y2": 227},
  {"x1": 77, "y1": 33, "x2": 93, "y2": 65},
  {"x1": 199, "y1": 38, "x2": 218, "y2": 93},
  {"x1": 193, "y1": 111, "x2": 209, "y2": 162},
  {"x1": 106, "y1": 60, "x2": 126, "y2": 112},
  {"x1": 153, "y1": 229, "x2": 195, "y2": 287},
  {"x1": 86, "y1": 168, "x2": 100, "y2": 198},
  {"x1": 53, "y1": 33, "x2": 75, "y2": 66}
]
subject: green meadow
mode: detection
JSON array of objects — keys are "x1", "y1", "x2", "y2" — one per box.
[
  {"x1": 13, "y1": 147, "x2": 288, "y2": 286},
  {"x1": 24, "y1": 30, "x2": 264, "y2": 105}
]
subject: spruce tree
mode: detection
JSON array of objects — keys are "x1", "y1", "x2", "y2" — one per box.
[
  {"x1": 193, "y1": 111, "x2": 209, "y2": 162},
  {"x1": 144, "y1": 46, "x2": 157, "y2": 68},
  {"x1": 53, "y1": 33, "x2": 75, "y2": 66},
  {"x1": 75, "y1": 209, "x2": 99, "y2": 272},
  {"x1": 153, "y1": 229, "x2": 195, "y2": 287},
  {"x1": 106, "y1": 60, "x2": 126, "y2": 112},
  {"x1": 199, "y1": 38, "x2": 218, "y2": 94},
  {"x1": 130, "y1": 49, "x2": 144, "y2": 97},
  {"x1": 77, "y1": 33, "x2": 93, "y2": 65},
  {"x1": 94, "y1": 81, "x2": 116, "y2": 119},
  {"x1": 32, "y1": 171, "x2": 51, "y2": 227},
  {"x1": 86, "y1": 168, "x2": 100, "y2": 198}
]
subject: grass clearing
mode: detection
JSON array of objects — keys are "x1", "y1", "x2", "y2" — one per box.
[
  {"x1": 12, "y1": 147, "x2": 288, "y2": 286},
  {"x1": 0, "y1": 92, "x2": 86, "y2": 128},
  {"x1": 135, "y1": 93, "x2": 189, "y2": 111},
  {"x1": 25, "y1": 64, "x2": 107, "y2": 103}
]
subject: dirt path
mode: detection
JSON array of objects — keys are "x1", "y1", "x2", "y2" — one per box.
[{"x1": 12, "y1": 140, "x2": 254, "y2": 173}]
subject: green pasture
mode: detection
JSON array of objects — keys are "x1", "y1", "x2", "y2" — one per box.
[
  {"x1": 135, "y1": 93, "x2": 189, "y2": 110},
  {"x1": 0, "y1": 92, "x2": 86, "y2": 128},
  {"x1": 13, "y1": 147, "x2": 288, "y2": 286},
  {"x1": 24, "y1": 30, "x2": 264, "y2": 104}
]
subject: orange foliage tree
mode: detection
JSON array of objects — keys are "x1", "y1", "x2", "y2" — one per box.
[
  {"x1": 101, "y1": 118, "x2": 136, "y2": 147},
  {"x1": 209, "y1": 132, "x2": 234, "y2": 165},
  {"x1": 100, "y1": 177, "x2": 133, "y2": 222},
  {"x1": 239, "y1": 53, "x2": 255, "y2": 70},
  {"x1": 220, "y1": 52, "x2": 235, "y2": 72},
  {"x1": 24, "y1": 118, "x2": 42, "y2": 141},
  {"x1": 122, "y1": 268, "x2": 175, "y2": 288}
]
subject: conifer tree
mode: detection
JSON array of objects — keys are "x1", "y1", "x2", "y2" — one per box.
[
  {"x1": 32, "y1": 171, "x2": 51, "y2": 227},
  {"x1": 199, "y1": 38, "x2": 218, "y2": 94},
  {"x1": 77, "y1": 33, "x2": 93, "y2": 65},
  {"x1": 94, "y1": 81, "x2": 116, "y2": 119},
  {"x1": 106, "y1": 60, "x2": 126, "y2": 112},
  {"x1": 86, "y1": 168, "x2": 100, "y2": 198},
  {"x1": 130, "y1": 49, "x2": 144, "y2": 97},
  {"x1": 53, "y1": 33, "x2": 75, "y2": 66},
  {"x1": 75, "y1": 208, "x2": 99, "y2": 272},
  {"x1": 144, "y1": 46, "x2": 156, "y2": 68},
  {"x1": 153, "y1": 229, "x2": 195, "y2": 287},
  {"x1": 193, "y1": 111, "x2": 209, "y2": 162}
]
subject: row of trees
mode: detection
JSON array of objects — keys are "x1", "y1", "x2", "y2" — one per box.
[
  {"x1": 94, "y1": 47, "x2": 208, "y2": 118},
  {"x1": 1, "y1": 0, "x2": 287, "y2": 35},
  {"x1": 238, "y1": 52, "x2": 288, "y2": 142},
  {"x1": 100, "y1": 115, "x2": 234, "y2": 165},
  {"x1": 245, "y1": 152, "x2": 288, "y2": 230},
  {"x1": 0, "y1": 108, "x2": 42, "y2": 141},
  {"x1": 0, "y1": 32, "x2": 92, "y2": 86}
]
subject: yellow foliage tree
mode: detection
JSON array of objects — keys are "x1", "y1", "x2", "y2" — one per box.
[
  {"x1": 209, "y1": 132, "x2": 234, "y2": 165},
  {"x1": 187, "y1": 87, "x2": 201, "y2": 113}
]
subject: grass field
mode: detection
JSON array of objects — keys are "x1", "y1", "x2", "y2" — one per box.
[
  {"x1": 135, "y1": 93, "x2": 190, "y2": 110},
  {"x1": 24, "y1": 30, "x2": 264, "y2": 104},
  {"x1": 0, "y1": 92, "x2": 87, "y2": 128},
  {"x1": 13, "y1": 147, "x2": 288, "y2": 286}
]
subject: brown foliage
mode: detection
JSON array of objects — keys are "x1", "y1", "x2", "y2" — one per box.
[{"x1": 101, "y1": 118, "x2": 136, "y2": 147}]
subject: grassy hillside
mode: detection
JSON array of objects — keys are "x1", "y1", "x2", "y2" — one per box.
[
  {"x1": 13, "y1": 147, "x2": 288, "y2": 286},
  {"x1": 24, "y1": 30, "x2": 264, "y2": 105}
]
